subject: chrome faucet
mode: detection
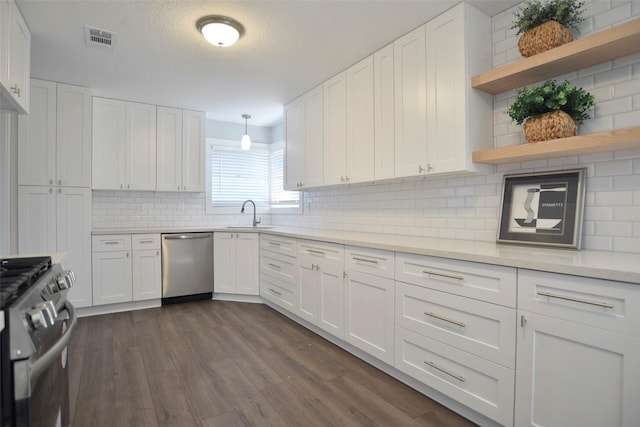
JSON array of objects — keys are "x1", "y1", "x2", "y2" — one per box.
[{"x1": 240, "y1": 199, "x2": 261, "y2": 228}]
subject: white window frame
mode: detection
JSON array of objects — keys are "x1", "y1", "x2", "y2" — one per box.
[{"x1": 205, "y1": 138, "x2": 270, "y2": 215}]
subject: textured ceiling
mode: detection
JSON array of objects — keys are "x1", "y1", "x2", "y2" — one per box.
[{"x1": 17, "y1": 0, "x2": 519, "y2": 126}]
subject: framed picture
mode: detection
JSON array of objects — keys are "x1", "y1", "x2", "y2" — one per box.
[{"x1": 497, "y1": 168, "x2": 586, "y2": 249}]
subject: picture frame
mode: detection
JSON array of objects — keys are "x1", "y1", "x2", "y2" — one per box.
[{"x1": 497, "y1": 168, "x2": 587, "y2": 249}]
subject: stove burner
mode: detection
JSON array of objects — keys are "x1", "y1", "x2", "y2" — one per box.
[{"x1": 0, "y1": 256, "x2": 52, "y2": 310}]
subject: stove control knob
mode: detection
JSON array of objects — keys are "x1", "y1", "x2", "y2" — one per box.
[
  {"x1": 28, "y1": 301, "x2": 58, "y2": 330},
  {"x1": 56, "y1": 270, "x2": 75, "y2": 290}
]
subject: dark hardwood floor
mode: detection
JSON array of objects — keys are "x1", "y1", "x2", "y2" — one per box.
[{"x1": 69, "y1": 300, "x2": 477, "y2": 427}]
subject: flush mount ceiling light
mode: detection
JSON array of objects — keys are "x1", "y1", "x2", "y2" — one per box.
[
  {"x1": 241, "y1": 114, "x2": 251, "y2": 151},
  {"x1": 196, "y1": 15, "x2": 245, "y2": 47}
]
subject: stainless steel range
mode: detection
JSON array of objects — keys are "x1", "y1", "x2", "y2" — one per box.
[{"x1": 0, "y1": 256, "x2": 77, "y2": 427}]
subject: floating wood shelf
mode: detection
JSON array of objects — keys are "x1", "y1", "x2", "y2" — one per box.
[
  {"x1": 471, "y1": 18, "x2": 640, "y2": 94},
  {"x1": 472, "y1": 127, "x2": 640, "y2": 164}
]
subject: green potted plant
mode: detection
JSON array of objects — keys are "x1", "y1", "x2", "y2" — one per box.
[
  {"x1": 507, "y1": 79, "x2": 595, "y2": 142},
  {"x1": 511, "y1": 0, "x2": 586, "y2": 57}
]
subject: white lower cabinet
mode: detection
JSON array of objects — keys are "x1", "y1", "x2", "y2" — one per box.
[
  {"x1": 260, "y1": 235, "x2": 298, "y2": 311},
  {"x1": 92, "y1": 234, "x2": 161, "y2": 306},
  {"x1": 297, "y1": 240, "x2": 345, "y2": 338},
  {"x1": 395, "y1": 326, "x2": 515, "y2": 426},
  {"x1": 344, "y1": 246, "x2": 395, "y2": 364},
  {"x1": 214, "y1": 232, "x2": 259, "y2": 295},
  {"x1": 515, "y1": 270, "x2": 640, "y2": 427},
  {"x1": 18, "y1": 185, "x2": 92, "y2": 308}
]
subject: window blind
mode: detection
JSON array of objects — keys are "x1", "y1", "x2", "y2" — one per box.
[{"x1": 210, "y1": 146, "x2": 269, "y2": 207}]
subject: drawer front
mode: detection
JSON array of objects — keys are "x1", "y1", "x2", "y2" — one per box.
[
  {"x1": 92, "y1": 234, "x2": 131, "y2": 252},
  {"x1": 345, "y1": 246, "x2": 394, "y2": 279},
  {"x1": 396, "y1": 282, "x2": 516, "y2": 368},
  {"x1": 395, "y1": 327, "x2": 514, "y2": 426},
  {"x1": 261, "y1": 273, "x2": 297, "y2": 312},
  {"x1": 260, "y1": 250, "x2": 297, "y2": 284},
  {"x1": 518, "y1": 269, "x2": 640, "y2": 336},
  {"x1": 132, "y1": 233, "x2": 160, "y2": 250},
  {"x1": 298, "y1": 239, "x2": 344, "y2": 266},
  {"x1": 260, "y1": 234, "x2": 297, "y2": 257},
  {"x1": 395, "y1": 253, "x2": 516, "y2": 307}
]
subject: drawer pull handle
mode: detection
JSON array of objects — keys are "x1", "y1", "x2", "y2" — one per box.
[
  {"x1": 422, "y1": 270, "x2": 464, "y2": 281},
  {"x1": 536, "y1": 291, "x2": 614, "y2": 309},
  {"x1": 138, "y1": 239, "x2": 154, "y2": 244},
  {"x1": 308, "y1": 249, "x2": 325, "y2": 255},
  {"x1": 425, "y1": 312, "x2": 466, "y2": 328},
  {"x1": 352, "y1": 257, "x2": 378, "y2": 264},
  {"x1": 424, "y1": 361, "x2": 465, "y2": 383},
  {"x1": 268, "y1": 241, "x2": 281, "y2": 246},
  {"x1": 268, "y1": 263, "x2": 281, "y2": 270},
  {"x1": 269, "y1": 288, "x2": 282, "y2": 296},
  {"x1": 104, "y1": 241, "x2": 120, "y2": 245}
]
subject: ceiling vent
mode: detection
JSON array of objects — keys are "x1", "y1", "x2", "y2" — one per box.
[{"x1": 84, "y1": 25, "x2": 116, "y2": 49}]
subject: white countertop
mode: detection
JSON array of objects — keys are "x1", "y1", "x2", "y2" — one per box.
[{"x1": 92, "y1": 226, "x2": 640, "y2": 284}]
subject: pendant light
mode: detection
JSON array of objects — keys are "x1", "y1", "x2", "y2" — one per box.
[
  {"x1": 196, "y1": 16, "x2": 245, "y2": 47},
  {"x1": 241, "y1": 114, "x2": 251, "y2": 151}
]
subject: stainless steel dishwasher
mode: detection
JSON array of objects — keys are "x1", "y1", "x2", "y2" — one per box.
[{"x1": 161, "y1": 232, "x2": 213, "y2": 304}]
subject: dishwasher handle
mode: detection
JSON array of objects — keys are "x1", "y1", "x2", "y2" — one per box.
[{"x1": 163, "y1": 233, "x2": 212, "y2": 240}]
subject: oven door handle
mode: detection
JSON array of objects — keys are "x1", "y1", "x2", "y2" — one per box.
[{"x1": 31, "y1": 301, "x2": 77, "y2": 379}]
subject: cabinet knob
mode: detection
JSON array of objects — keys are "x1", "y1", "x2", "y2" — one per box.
[
  {"x1": 10, "y1": 85, "x2": 20, "y2": 97},
  {"x1": 341, "y1": 176, "x2": 345, "y2": 183},
  {"x1": 418, "y1": 165, "x2": 425, "y2": 173},
  {"x1": 58, "y1": 179, "x2": 62, "y2": 185},
  {"x1": 49, "y1": 179, "x2": 53, "y2": 185}
]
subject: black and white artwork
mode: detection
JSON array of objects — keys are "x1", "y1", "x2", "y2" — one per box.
[{"x1": 498, "y1": 169, "x2": 586, "y2": 249}]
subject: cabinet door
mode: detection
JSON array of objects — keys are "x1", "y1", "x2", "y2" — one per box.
[
  {"x1": 393, "y1": 24, "x2": 427, "y2": 178},
  {"x1": 345, "y1": 271, "x2": 394, "y2": 364},
  {"x1": 156, "y1": 106, "x2": 183, "y2": 191},
  {"x1": 303, "y1": 85, "x2": 324, "y2": 188},
  {"x1": 56, "y1": 187, "x2": 92, "y2": 308},
  {"x1": 516, "y1": 311, "x2": 640, "y2": 427},
  {"x1": 92, "y1": 97, "x2": 126, "y2": 190},
  {"x1": 92, "y1": 250, "x2": 132, "y2": 306},
  {"x1": 57, "y1": 83, "x2": 92, "y2": 187},
  {"x1": 18, "y1": 79, "x2": 56, "y2": 186},
  {"x1": 132, "y1": 249, "x2": 161, "y2": 301},
  {"x1": 126, "y1": 102, "x2": 156, "y2": 190},
  {"x1": 323, "y1": 71, "x2": 347, "y2": 186},
  {"x1": 17, "y1": 185, "x2": 56, "y2": 253},
  {"x1": 213, "y1": 232, "x2": 235, "y2": 293},
  {"x1": 374, "y1": 43, "x2": 395, "y2": 180},
  {"x1": 0, "y1": 0, "x2": 8, "y2": 86},
  {"x1": 284, "y1": 97, "x2": 304, "y2": 190},
  {"x1": 182, "y1": 109, "x2": 205, "y2": 192},
  {"x1": 234, "y1": 233, "x2": 259, "y2": 295},
  {"x1": 317, "y1": 262, "x2": 345, "y2": 339},
  {"x1": 347, "y1": 55, "x2": 375, "y2": 184},
  {"x1": 297, "y1": 262, "x2": 317, "y2": 324},
  {"x1": 4, "y1": 0, "x2": 30, "y2": 113},
  {"x1": 426, "y1": 5, "x2": 465, "y2": 174}
]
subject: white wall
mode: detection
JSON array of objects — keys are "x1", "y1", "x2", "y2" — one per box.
[{"x1": 270, "y1": 0, "x2": 640, "y2": 254}]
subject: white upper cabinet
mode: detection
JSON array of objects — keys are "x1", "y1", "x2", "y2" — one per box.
[
  {"x1": 19, "y1": 79, "x2": 92, "y2": 187},
  {"x1": 346, "y1": 55, "x2": 375, "y2": 184},
  {"x1": 0, "y1": 0, "x2": 30, "y2": 114},
  {"x1": 323, "y1": 71, "x2": 347, "y2": 186},
  {"x1": 425, "y1": 3, "x2": 493, "y2": 175},
  {"x1": 284, "y1": 84, "x2": 323, "y2": 190},
  {"x1": 181, "y1": 109, "x2": 206, "y2": 192},
  {"x1": 92, "y1": 97, "x2": 156, "y2": 191},
  {"x1": 393, "y1": 24, "x2": 427, "y2": 178},
  {"x1": 284, "y1": 96, "x2": 304, "y2": 190},
  {"x1": 156, "y1": 107, "x2": 205, "y2": 192},
  {"x1": 374, "y1": 43, "x2": 395, "y2": 181}
]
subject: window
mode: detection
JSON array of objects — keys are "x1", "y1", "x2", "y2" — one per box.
[{"x1": 205, "y1": 139, "x2": 301, "y2": 214}]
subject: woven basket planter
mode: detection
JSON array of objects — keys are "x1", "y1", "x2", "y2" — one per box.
[
  {"x1": 518, "y1": 20, "x2": 573, "y2": 57},
  {"x1": 523, "y1": 110, "x2": 577, "y2": 142}
]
